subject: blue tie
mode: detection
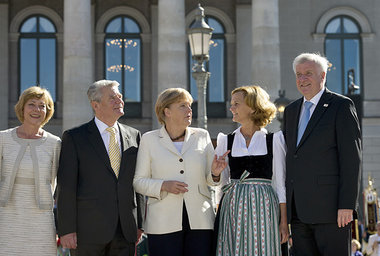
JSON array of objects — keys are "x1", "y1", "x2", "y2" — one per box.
[{"x1": 297, "y1": 101, "x2": 313, "y2": 145}]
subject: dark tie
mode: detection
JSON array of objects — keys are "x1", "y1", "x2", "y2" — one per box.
[{"x1": 297, "y1": 101, "x2": 313, "y2": 145}]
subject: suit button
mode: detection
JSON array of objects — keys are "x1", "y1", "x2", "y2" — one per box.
[
  {"x1": 179, "y1": 158, "x2": 183, "y2": 162},
  {"x1": 294, "y1": 154, "x2": 298, "y2": 159},
  {"x1": 180, "y1": 170, "x2": 184, "y2": 174}
]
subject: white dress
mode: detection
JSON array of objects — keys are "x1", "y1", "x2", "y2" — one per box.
[{"x1": 0, "y1": 128, "x2": 61, "y2": 256}]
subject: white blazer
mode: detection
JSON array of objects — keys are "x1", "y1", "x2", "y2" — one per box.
[{"x1": 133, "y1": 126, "x2": 221, "y2": 234}]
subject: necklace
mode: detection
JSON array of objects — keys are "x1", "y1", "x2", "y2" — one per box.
[
  {"x1": 170, "y1": 131, "x2": 186, "y2": 141},
  {"x1": 241, "y1": 131, "x2": 253, "y2": 141}
]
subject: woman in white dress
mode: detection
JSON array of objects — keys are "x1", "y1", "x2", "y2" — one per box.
[{"x1": 0, "y1": 86, "x2": 61, "y2": 255}]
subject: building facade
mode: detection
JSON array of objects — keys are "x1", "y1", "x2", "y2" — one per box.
[{"x1": 1, "y1": 0, "x2": 380, "y2": 195}]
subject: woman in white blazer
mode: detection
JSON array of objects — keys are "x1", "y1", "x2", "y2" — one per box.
[{"x1": 133, "y1": 88, "x2": 228, "y2": 256}]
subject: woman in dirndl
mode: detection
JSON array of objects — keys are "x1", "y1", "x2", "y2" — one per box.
[{"x1": 213, "y1": 85, "x2": 289, "y2": 255}]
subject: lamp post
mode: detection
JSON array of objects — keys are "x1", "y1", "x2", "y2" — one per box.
[
  {"x1": 187, "y1": 4, "x2": 213, "y2": 129},
  {"x1": 274, "y1": 90, "x2": 291, "y2": 130}
]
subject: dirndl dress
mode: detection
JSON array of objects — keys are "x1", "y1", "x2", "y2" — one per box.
[{"x1": 216, "y1": 133, "x2": 281, "y2": 256}]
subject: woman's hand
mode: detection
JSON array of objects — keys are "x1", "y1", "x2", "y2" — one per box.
[
  {"x1": 211, "y1": 150, "x2": 230, "y2": 177},
  {"x1": 279, "y1": 221, "x2": 289, "y2": 244},
  {"x1": 161, "y1": 181, "x2": 188, "y2": 194}
]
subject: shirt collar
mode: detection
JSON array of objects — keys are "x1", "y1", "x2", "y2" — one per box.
[
  {"x1": 303, "y1": 87, "x2": 324, "y2": 106},
  {"x1": 94, "y1": 117, "x2": 119, "y2": 134}
]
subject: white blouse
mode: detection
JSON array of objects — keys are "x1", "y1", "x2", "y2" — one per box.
[{"x1": 214, "y1": 127, "x2": 286, "y2": 204}]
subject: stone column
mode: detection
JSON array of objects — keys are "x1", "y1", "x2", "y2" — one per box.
[
  {"x1": 251, "y1": 0, "x2": 281, "y2": 98},
  {"x1": 63, "y1": 0, "x2": 93, "y2": 131},
  {"x1": 0, "y1": 4, "x2": 8, "y2": 129},
  {"x1": 157, "y1": 0, "x2": 186, "y2": 94}
]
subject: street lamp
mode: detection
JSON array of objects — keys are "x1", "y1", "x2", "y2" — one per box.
[
  {"x1": 187, "y1": 3, "x2": 213, "y2": 129},
  {"x1": 274, "y1": 90, "x2": 291, "y2": 129}
]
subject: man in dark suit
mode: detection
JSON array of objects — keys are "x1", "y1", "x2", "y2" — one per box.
[
  {"x1": 56, "y1": 80, "x2": 144, "y2": 255},
  {"x1": 282, "y1": 53, "x2": 362, "y2": 255}
]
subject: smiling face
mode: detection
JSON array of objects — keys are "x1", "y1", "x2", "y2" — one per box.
[
  {"x1": 230, "y1": 91, "x2": 253, "y2": 125},
  {"x1": 23, "y1": 98, "x2": 47, "y2": 128},
  {"x1": 92, "y1": 86, "x2": 124, "y2": 126},
  {"x1": 164, "y1": 99, "x2": 192, "y2": 128},
  {"x1": 295, "y1": 60, "x2": 326, "y2": 100}
]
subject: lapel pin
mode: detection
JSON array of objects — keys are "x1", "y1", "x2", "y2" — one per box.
[{"x1": 323, "y1": 104, "x2": 328, "y2": 107}]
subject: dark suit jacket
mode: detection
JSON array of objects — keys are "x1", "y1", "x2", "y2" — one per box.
[
  {"x1": 56, "y1": 119, "x2": 144, "y2": 244},
  {"x1": 282, "y1": 89, "x2": 361, "y2": 224}
]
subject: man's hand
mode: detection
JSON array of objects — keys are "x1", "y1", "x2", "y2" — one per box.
[
  {"x1": 60, "y1": 232, "x2": 77, "y2": 249},
  {"x1": 337, "y1": 209, "x2": 353, "y2": 228}
]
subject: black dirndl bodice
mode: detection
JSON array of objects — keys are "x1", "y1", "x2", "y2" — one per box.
[{"x1": 227, "y1": 132, "x2": 274, "y2": 180}]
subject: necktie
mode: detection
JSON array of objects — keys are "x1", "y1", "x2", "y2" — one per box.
[
  {"x1": 106, "y1": 127, "x2": 121, "y2": 177},
  {"x1": 297, "y1": 101, "x2": 313, "y2": 145}
]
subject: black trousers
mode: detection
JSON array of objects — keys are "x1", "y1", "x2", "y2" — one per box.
[
  {"x1": 291, "y1": 200, "x2": 351, "y2": 256},
  {"x1": 70, "y1": 220, "x2": 135, "y2": 256},
  {"x1": 148, "y1": 203, "x2": 213, "y2": 256}
]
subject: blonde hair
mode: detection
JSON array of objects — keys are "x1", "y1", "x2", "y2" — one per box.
[
  {"x1": 155, "y1": 88, "x2": 193, "y2": 125},
  {"x1": 231, "y1": 85, "x2": 276, "y2": 128},
  {"x1": 14, "y1": 86, "x2": 54, "y2": 127},
  {"x1": 351, "y1": 239, "x2": 361, "y2": 250}
]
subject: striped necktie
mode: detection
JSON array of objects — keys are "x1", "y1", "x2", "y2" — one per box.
[
  {"x1": 297, "y1": 101, "x2": 313, "y2": 146},
  {"x1": 106, "y1": 127, "x2": 121, "y2": 177}
]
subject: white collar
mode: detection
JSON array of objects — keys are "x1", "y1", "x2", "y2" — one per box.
[
  {"x1": 94, "y1": 117, "x2": 119, "y2": 134},
  {"x1": 303, "y1": 87, "x2": 324, "y2": 106}
]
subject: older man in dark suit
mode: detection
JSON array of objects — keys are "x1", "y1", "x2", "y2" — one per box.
[
  {"x1": 56, "y1": 80, "x2": 144, "y2": 256},
  {"x1": 282, "y1": 53, "x2": 362, "y2": 255}
]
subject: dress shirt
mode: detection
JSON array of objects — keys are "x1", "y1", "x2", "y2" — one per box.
[
  {"x1": 298, "y1": 87, "x2": 324, "y2": 128},
  {"x1": 94, "y1": 117, "x2": 121, "y2": 155},
  {"x1": 214, "y1": 127, "x2": 286, "y2": 203}
]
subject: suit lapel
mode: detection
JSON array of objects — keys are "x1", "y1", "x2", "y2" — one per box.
[
  {"x1": 297, "y1": 89, "x2": 333, "y2": 148},
  {"x1": 158, "y1": 126, "x2": 182, "y2": 156},
  {"x1": 86, "y1": 119, "x2": 114, "y2": 174},
  {"x1": 181, "y1": 128, "x2": 196, "y2": 155},
  {"x1": 291, "y1": 99, "x2": 303, "y2": 150},
  {"x1": 118, "y1": 123, "x2": 131, "y2": 153}
]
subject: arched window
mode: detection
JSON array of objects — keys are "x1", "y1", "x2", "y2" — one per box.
[
  {"x1": 104, "y1": 16, "x2": 141, "y2": 117},
  {"x1": 325, "y1": 16, "x2": 361, "y2": 95},
  {"x1": 189, "y1": 16, "x2": 226, "y2": 117},
  {"x1": 19, "y1": 15, "x2": 57, "y2": 101}
]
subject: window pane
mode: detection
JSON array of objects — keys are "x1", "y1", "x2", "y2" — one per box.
[
  {"x1": 124, "y1": 39, "x2": 141, "y2": 102},
  {"x1": 325, "y1": 39, "x2": 343, "y2": 94},
  {"x1": 20, "y1": 39, "x2": 37, "y2": 93},
  {"x1": 106, "y1": 18, "x2": 122, "y2": 33},
  {"x1": 208, "y1": 39, "x2": 224, "y2": 102},
  {"x1": 39, "y1": 17, "x2": 56, "y2": 33},
  {"x1": 124, "y1": 17, "x2": 140, "y2": 33},
  {"x1": 105, "y1": 38, "x2": 122, "y2": 86},
  {"x1": 20, "y1": 17, "x2": 37, "y2": 33},
  {"x1": 207, "y1": 17, "x2": 224, "y2": 33},
  {"x1": 343, "y1": 18, "x2": 359, "y2": 33},
  {"x1": 325, "y1": 18, "x2": 341, "y2": 34},
  {"x1": 39, "y1": 39, "x2": 56, "y2": 101},
  {"x1": 344, "y1": 39, "x2": 360, "y2": 94}
]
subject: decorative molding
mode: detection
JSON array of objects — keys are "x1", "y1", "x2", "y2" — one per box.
[
  {"x1": 96, "y1": 6, "x2": 151, "y2": 34},
  {"x1": 10, "y1": 5, "x2": 63, "y2": 33},
  {"x1": 315, "y1": 6, "x2": 372, "y2": 34}
]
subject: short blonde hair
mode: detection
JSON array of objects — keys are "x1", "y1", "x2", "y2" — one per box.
[
  {"x1": 351, "y1": 239, "x2": 361, "y2": 250},
  {"x1": 155, "y1": 88, "x2": 193, "y2": 125},
  {"x1": 14, "y1": 86, "x2": 54, "y2": 127},
  {"x1": 231, "y1": 85, "x2": 276, "y2": 128}
]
